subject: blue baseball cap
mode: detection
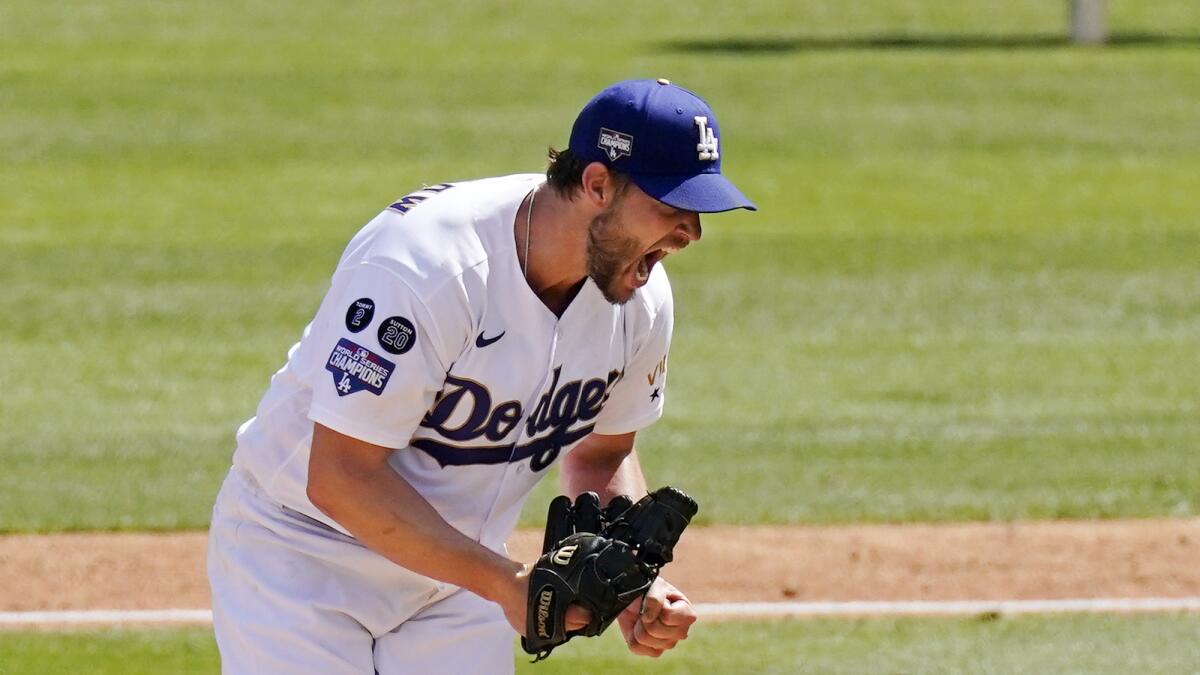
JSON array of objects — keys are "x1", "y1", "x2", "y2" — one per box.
[{"x1": 568, "y1": 78, "x2": 757, "y2": 213}]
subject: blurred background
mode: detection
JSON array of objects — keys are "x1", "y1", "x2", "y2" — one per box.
[{"x1": 1, "y1": 1, "x2": 1198, "y2": 672}]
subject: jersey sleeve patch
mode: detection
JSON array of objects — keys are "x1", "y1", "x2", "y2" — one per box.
[
  {"x1": 344, "y1": 298, "x2": 375, "y2": 333},
  {"x1": 325, "y1": 338, "x2": 396, "y2": 396},
  {"x1": 377, "y1": 315, "x2": 417, "y2": 355}
]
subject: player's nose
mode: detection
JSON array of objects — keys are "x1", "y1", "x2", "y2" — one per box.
[{"x1": 676, "y1": 215, "x2": 701, "y2": 243}]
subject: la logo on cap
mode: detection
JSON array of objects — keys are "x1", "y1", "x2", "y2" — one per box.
[{"x1": 695, "y1": 116, "x2": 719, "y2": 161}]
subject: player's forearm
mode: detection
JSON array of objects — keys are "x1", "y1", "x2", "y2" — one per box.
[
  {"x1": 560, "y1": 442, "x2": 648, "y2": 503},
  {"x1": 306, "y1": 441, "x2": 521, "y2": 603}
]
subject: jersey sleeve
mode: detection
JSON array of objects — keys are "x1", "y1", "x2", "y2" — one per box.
[
  {"x1": 591, "y1": 283, "x2": 674, "y2": 435},
  {"x1": 306, "y1": 261, "x2": 465, "y2": 449}
]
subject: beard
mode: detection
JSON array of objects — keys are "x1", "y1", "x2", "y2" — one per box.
[{"x1": 586, "y1": 204, "x2": 644, "y2": 305}]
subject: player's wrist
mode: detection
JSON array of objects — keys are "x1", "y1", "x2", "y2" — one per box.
[
  {"x1": 472, "y1": 559, "x2": 530, "y2": 637},
  {"x1": 471, "y1": 557, "x2": 527, "y2": 606}
]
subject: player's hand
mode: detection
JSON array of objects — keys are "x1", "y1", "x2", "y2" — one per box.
[
  {"x1": 496, "y1": 565, "x2": 591, "y2": 637},
  {"x1": 565, "y1": 604, "x2": 592, "y2": 632},
  {"x1": 617, "y1": 577, "x2": 696, "y2": 657}
]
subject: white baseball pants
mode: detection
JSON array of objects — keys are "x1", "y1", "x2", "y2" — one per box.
[{"x1": 207, "y1": 468, "x2": 516, "y2": 674}]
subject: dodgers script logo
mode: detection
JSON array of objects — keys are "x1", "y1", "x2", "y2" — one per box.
[
  {"x1": 325, "y1": 338, "x2": 396, "y2": 396},
  {"x1": 598, "y1": 128, "x2": 633, "y2": 161},
  {"x1": 414, "y1": 366, "x2": 624, "y2": 471}
]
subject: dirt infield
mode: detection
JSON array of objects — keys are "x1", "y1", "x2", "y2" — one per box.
[{"x1": 2, "y1": 519, "x2": 1198, "y2": 614}]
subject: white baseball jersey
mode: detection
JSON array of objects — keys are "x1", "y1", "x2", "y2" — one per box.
[{"x1": 232, "y1": 173, "x2": 673, "y2": 554}]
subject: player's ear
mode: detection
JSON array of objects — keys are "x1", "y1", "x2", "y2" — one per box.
[{"x1": 580, "y1": 162, "x2": 617, "y2": 209}]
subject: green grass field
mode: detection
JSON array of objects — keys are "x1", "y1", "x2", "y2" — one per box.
[
  {"x1": 3, "y1": 0, "x2": 1197, "y2": 532},
  {"x1": 4, "y1": 1, "x2": 1200, "y2": 673},
  {"x1": 3, "y1": 614, "x2": 1200, "y2": 674}
]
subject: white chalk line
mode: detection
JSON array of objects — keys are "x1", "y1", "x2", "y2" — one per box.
[
  {"x1": 697, "y1": 597, "x2": 1200, "y2": 618},
  {"x1": 2, "y1": 598, "x2": 1200, "y2": 626}
]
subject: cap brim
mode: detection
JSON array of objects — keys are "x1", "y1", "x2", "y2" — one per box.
[{"x1": 631, "y1": 172, "x2": 757, "y2": 213}]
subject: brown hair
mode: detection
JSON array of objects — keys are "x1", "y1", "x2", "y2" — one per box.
[{"x1": 545, "y1": 147, "x2": 628, "y2": 200}]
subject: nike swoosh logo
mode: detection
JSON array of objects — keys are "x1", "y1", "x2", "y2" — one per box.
[{"x1": 475, "y1": 330, "x2": 505, "y2": 348}]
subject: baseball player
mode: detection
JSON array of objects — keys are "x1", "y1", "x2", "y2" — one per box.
[{"x1": 207, "y1": 78, "x2": 755, "y2": 674}]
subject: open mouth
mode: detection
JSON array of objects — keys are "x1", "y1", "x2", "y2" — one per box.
[{"x1": 634, "y1": 248, "x2": 673, "y2": 284}]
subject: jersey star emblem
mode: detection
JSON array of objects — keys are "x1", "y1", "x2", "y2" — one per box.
[{"x1": 650, "y1": 388, "x2": 660, "y2": 401}]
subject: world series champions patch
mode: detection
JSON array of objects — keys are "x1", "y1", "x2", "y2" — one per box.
[{"x1": 325, "y1": 338, "x2": 396, "y2": 396}]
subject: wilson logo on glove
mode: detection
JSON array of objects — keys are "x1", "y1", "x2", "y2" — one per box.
[
  {"x1": 535, "y1": 588, "x2": 556, "y2": 639},
  {"x1": 551, "y1": 545, "x2": 578, "y2": 566}
]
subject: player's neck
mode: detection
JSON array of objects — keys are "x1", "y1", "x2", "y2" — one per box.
[{"x1": 515, "y1": 185, "x2": 591, "y2": 316}]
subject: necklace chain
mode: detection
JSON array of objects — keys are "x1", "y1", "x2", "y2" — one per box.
[{"x1": 523, "y1": 185, "x2": 536, "y2": 280}]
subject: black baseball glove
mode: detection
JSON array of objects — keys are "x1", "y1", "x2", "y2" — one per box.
[{"x1": 521, "y1": 487, "x2": 698, "y2": 661}]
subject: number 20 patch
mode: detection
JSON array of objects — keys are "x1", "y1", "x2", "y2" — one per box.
[{"x1": 325, "y1": 338, "x2": 395, "y2": 396}]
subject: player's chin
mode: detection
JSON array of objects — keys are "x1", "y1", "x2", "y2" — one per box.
[
  {"x1": 593, "y1": 271, "x2": 637, "y2": 305},
  {"x1": 598, "y1": 280, "x2": 637, "y2": 306}
]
